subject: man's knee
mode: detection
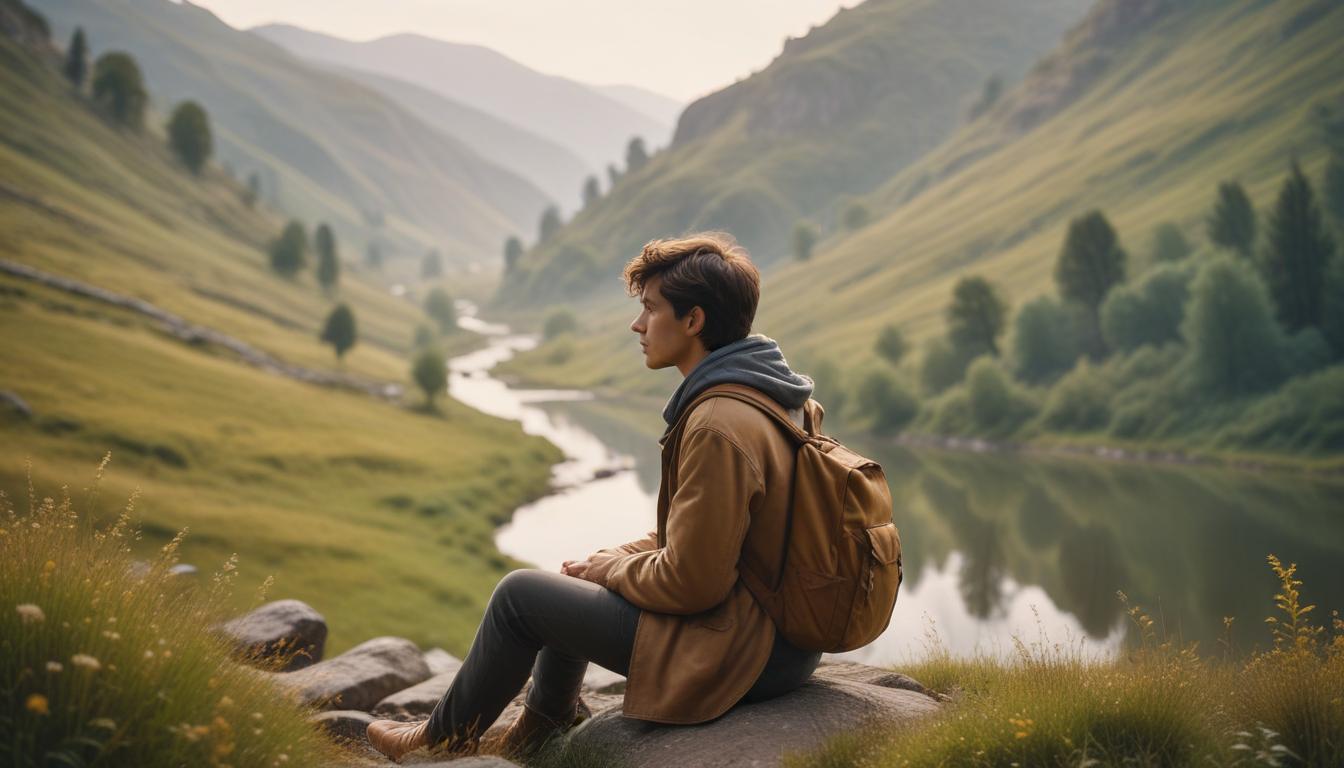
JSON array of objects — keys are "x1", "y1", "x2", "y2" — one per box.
[{"x1": 491, "y1": 568, "x2": 552, "y2": 609}]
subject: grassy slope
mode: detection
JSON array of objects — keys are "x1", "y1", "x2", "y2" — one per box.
[
  {"x1": 33, "y1": 0, "x2": 550, "y2": 266},
  {"x1": 0, "y1": 35, "x2": 563, "y2": 653},
  {"x1": 499, "y1": 0, "x2": 1344, "y2": 457},
  {"x1": 502, "y1": 0, "x2": 1091, "y2": 301}
]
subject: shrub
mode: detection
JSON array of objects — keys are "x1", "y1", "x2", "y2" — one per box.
[
  {"x1": 855, "y1": 367, "x2": 919, "y2": 435},
  {"x1": 542, "y1": 308, "x2": 579, "y2": 341},
  {"x1": 166, "y1": 101, "x2": 212, "y2": 175},
  {"x1": 1206, "y1": 180, "x2": 1257, "y2": 259},
  {"x1": 1217, "y1": 365, "x2": 1344, "y2": 453},
  {"x1": 267, "y1": 220, "x2": 307, "y2": 277},
  {"x1": 874, "y1": 324, "x2": 907, "y2": 367},
  {"x1": 919, "y1": 338, "x2": 971, "y2": 395},
  {"x1": 1150, "y1": 221, "x2": 1192, "y2": 263},
  {"x1": 792, "y1": 221, "x2": 817, "y2": 262},
  {"x1": 843, "y1": 200, "x2": 870, "y2": 231},
  {"x1": 91, "y1": 52, "x2": 147, "y2": 129},
  {"x1": 965, "y1": 357, "x2": 1037, "y2": 436},
  {"x1": 947, "y1": 276, "x2": 1007, "y2": 358},
  {"x1": 1010, "y1": 296, "x2": 1081, "y2": 385},
  {"x1": 411, "y1": 348, "x2": 448, "y2": 408},
  {"x1": 1041, "y1": 361, "x2": 1113, "y2": 432},
  {"x1": 0, "y1": 462, "x2": 341, "y2": 765},
  {"x1": 412, "y1": 323, "x2": 435, "y2": 349},
  {"x1": 1284, "y1": 328, "x2": 1332, "y2": 378},
  {"x1": 319, "y1": 303, "x2": 356, "y2": 361},
  {"x1": 1182, "y1": 255, "x2": 1286, "y2": 395},
  {"x1": 1100, "y1": 263, "x2": 1191, "y2": 353},
  {"x1": 1324, "y1": 253, "x2": 1344, "y2": 359}
]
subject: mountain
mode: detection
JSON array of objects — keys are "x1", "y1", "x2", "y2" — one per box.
[
  {"x1": 329, "y1": 65, "x2": 592, "y2": 213},
  {"x1": 594, "y1": 83, "x2": 683, "y2": 128},
  {"x1": 252, "y1": 24, "x2": 674, "y2": 172},
  {"x1": 33, "y1": 0, "x2": 552, "y2": 268},
  {"x1": 500, "y1": 0, "x2": 1092, "y2": 302}
]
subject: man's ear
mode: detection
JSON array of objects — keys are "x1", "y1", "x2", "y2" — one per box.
[{"x1": 683, "y1": 306, "x2": 706, "y2": 337}]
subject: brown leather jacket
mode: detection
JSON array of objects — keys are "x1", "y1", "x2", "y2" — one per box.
[{"x1": 585, "y1": 383, "x2": 821, "y2": 724}]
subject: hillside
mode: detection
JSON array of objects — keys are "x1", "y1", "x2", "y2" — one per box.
[
  {"x1": 499, "y1": 0, "x2": 1092, "y2": 302},
  {"x1": 0, "y1": 17, "x2": 562, "y2": 652},
  {"x1": 252, "y1": 24, "x2": 674, "y2": 172},
  {"x1": 324, "y1": 64, "x2": 592, "y2": 214},
  {"x1": 33, "y1": 0, "x2": 552, "y2": 269}
]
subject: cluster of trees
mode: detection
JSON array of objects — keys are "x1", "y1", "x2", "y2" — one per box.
[
  {"x1": 790, "y1": 198, "x2": 873, "y2": 262},
  {"x1": 840, "y1": 154, "x2": 1344, "y2": 450}
]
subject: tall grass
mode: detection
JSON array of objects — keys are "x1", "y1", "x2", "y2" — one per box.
[
  {"x1": 1, "y1": 458, "x2": 343, "y2": 766},
  {"x1": 788, "y1": 557, "x2": 1344, "y2": 767}
]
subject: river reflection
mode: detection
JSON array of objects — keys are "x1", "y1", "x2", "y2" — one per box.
[{"x1": 451, "y1": 305, "x2": 1344, "y2": 666}]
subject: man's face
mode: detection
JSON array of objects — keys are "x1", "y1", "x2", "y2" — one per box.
[{"x1": 630, "y1": 275, "x2": 699, "y2": 370}]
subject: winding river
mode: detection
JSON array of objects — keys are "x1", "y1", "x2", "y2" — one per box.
[{"x1": 451, "y1": 304, "x2": 1344, "y2": 667}]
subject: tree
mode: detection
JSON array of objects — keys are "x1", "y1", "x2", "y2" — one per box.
[
  {"x1": 91, "y1": 52, "x2": 147, "y2": 129},
  {"x1": 919, "y1": 338, "x2": 972, "y2": 395},
  {"x1": 424, "y1": 287, "x2": 456, "y2": 334},
  {"x1": 314, "y1": 223, "x2": 339, "y2": 293},
  {"x1": 1055, "y1": 210, "x2": 1127, "y2": 359},
  {"x1": 1011, "y1": 297, "x2": 1081, "y2": 385},
  {"x1": 1324, "y1": 155, "x2": 1344, "y2": 229},
  {"x1": 1150, "y1": 222, "x2": 1191, "y2": 263},
  {"x1": 1182, "y1": 255, "x2": 1285, "y2": 395},
  {"x1": 543, "y1": 308, "x2": 579, "y2": 341},
  {"x1": 1206, "y1": 181, "x2": 1256, "y2": 258},
  {"x1": 1100, "y1": 264, "x2": 1191, "y2": 353},
  {"x1": 966, "y1": 358, "x2": 1034, "y2": 435},
  {"x1": 319, "y1": 303, "x2": 357, "y2": 361},
  {"x1": 538, "y1": 206, "x2": 562, "y2": 244},
  {"x1": 855, "y1": 368, "x2": 918, "y2": 435},
  {"x1": 792, "y1": 221, "x2": 817, "y2": 261},
  {"x1": 843, "y1": 200, "x2": 870, "y2": 231},
  {"x1": 606, "y1": 164, "x2": 621, "y2": 189},
  {"x1": 412, "y1": 324, "x2": 436, "y2": 349},
  {"x1": 1262, "y1": 161, "x2": 1336, "y2": 332},
  {"x1": 503, "y1": 236, "x2": 524, "y2": 274},
  {"x1": 1322, "y1": 252, "x2": 1344, "y2": 359},
  {"x1": 625, "y1": 136, "x2": 649, "y2": 174},
  {"x1": 268, "y1": 220, "x2": 307, "y2": 277},
  {"x1": 64, "y1": 28, "x2": 87, "y2": 88},
  {"x1": 966, "y1": 75, "x2": 1002, "y2": 122},
  {"x1": 421, "y1": 249, "x2": 442, "y2": 279},
  {"x1": 875, "y1": 324, "x2": 907, "y2": 367},
  {"x1": 582, "y1": 175, "x2": 601, "y2": 207},
  {"x1": 166, "y1": 101, "x2": 212, "y2": 174},
  {"x1": 947, "y1": 276, "x2": 1007, "y2": 357},
  {"x1": 243, "y1": 172, "x2": 261, "y2": 208},
  {"x1": 412, "y1": 348, "x2": 448, "y2": 409}
]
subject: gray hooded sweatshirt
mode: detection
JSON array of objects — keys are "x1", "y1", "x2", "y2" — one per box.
[{"x1": 661, "y1": 333, "x2": 814, "y2": 437}]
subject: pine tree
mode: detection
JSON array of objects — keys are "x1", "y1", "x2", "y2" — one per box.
[
  {"x1": 314, "y1": 223, "x2": 339, "y2": 293},
  {"x1": 1206, "y1": 181, "x2": 1257, "y2": 258},
  {"x1": 606, "y1": 164, "x2": 621, "y2": 189},
  {"x1": 538, "y1": 206, "x2": 561, "y2": 244},
  {"x1": 503, "y1": 236, "x2": 524, "y2": 274},
  {"x1": 582, "y1": 176, "x2": 601, "y2": 207},
  {"x1": 625, "y1": 137, "x2": 649, "y2": 174},
  {"x1": 1054, "y1": 210, "x2": 1126, "y2": 359},
  {"x1": 64, "y1": 28, "x2": 87, "y2": 88},
  {"x1": 947, "y1": 275, "x2": 1007, "y2": 357},
  {"x1": 268, "y1": 220, "x2": 307, "y2": 277},
  {"x1": 1262, "y1": 161, "x2": 1336, "y2": 332},
  {"x1": 166, "y1": 101, "x2": 212, "y2": 174},
  {"x1": 319, "y1": 303, "x2": 357, "y2": 361},
  {"x1": 91, "y1": 52, "x2": 147, "y2": 129}
]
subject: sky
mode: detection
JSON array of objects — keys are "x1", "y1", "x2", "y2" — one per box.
[{"x1": 185, "y1": 0, "x2": 854, "y2": 102}]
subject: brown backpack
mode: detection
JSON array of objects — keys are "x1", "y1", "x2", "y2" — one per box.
[{"x1": 677, "y1": 385, "x2": 902, "y2": 653}]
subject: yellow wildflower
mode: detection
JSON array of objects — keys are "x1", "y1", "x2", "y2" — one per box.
[
  {"x1": 43, "y1": 560, "x2": 56, "y2": 573},
  {"x1": 25, "y1": 694, "x2": 50, "y2": 715}
]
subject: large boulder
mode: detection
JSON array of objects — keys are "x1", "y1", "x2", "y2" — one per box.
[
  {"x1": 564, "y1": 662, "x2": 940, "y2": 767},
  {"x1": 423, "y1": 648, "x2": 462, "y2": 677},
  {"x1": 220, "y1": 599, "x2": 326, "y2": 671},
  {"x1": 275, "y1": 636, "x2": 430, "y2": 711},
  {"x1": 373, "y1": 669, "x2": 461, "y2": 718}
]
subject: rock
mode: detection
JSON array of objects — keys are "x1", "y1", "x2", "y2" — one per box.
[
  {"x1": 310, "y1": 709, "x2": 374, "y2": 741},
  {"x1": 0, "y1": 390, "x2": 32, "y2": 419},
  {"x1": 220, "y1": 599, "x2": 326, "y2": 671},
  {"x1": 275, "y1": 636, "x2": 430, "y2": 711},
  {"x1": 812, "y1": 660, "x2": 947, "y2": 701},
  {"x1": 423, "y1": 648, "x2": 462, "y2": 677},
  {"x1": 373, "y1": 670, "x2": 460, "y2": 718},
  {"x1": 565, "y1": 663, "x2": 940, "y2": 768},
  {"x1": 581, "y1": 666, "x2": 626, "y2": 694}
]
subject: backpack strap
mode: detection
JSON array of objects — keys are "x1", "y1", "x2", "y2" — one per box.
[{"x1": 678, "y1": 384, "x2": 816, "y2": 444}]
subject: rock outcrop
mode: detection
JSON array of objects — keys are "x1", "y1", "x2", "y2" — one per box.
[
  {"x1": 220, "y1": 598, "x2": 327, "y2": 671},
  {"x1": 276, "y1": 636, "x2": 431, "y2": 711}
]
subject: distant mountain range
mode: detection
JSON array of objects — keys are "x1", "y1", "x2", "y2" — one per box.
[
  {"x1": 33, "y1": 0, "x2": 554, "y2": 268},
  {"x1": 251, "y1": 24, "x2": 678, "y2": 175}
]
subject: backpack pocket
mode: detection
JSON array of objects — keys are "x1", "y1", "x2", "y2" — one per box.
[
  {"x1": 841, "y1": 523, "x2": 902, "y2": 649},
  {"x1": 778, "y1": 564, "x2": 847, "y2": 649}
]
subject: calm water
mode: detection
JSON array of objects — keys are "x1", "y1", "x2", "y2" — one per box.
[{"x1": 451, "y1": 304, "x2": 1344, "y2": 667}]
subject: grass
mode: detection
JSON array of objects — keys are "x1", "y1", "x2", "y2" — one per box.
[
  {"x1": 1, "y1": 462, "x2": 346, "y2": 767},
  {"x1": 786, "y1": 558, "x2": 1344, "y2": 768}
]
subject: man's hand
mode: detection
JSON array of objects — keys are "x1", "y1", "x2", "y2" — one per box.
[{"x1": 560, "y1": 559, "x2": 591, "y2": 579}]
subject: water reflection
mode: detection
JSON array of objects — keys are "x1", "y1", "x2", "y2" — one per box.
[{"x1": 450, "y1": 304, "x2": 1344, "y2": 665}]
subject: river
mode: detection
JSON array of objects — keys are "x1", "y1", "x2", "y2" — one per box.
[{"x1": 451, "y1": 304, "x2": 1344, "y2": 667}]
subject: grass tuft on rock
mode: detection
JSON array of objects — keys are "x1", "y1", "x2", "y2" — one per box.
[{"x1": 1, "y1": 456, "x2": 343, "y2": 766}]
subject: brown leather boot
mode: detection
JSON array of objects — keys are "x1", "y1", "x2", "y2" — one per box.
[
  {"x1": 366, "y1": 718, "x2": 430, "y2": 762},
  {"x1": 478, "y1": 698, "x2": 589, "y2": 760}
]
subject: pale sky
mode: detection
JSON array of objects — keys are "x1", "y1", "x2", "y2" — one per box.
[{"x1": 186, "y1": 0, "x2": 854, "y2": 102}]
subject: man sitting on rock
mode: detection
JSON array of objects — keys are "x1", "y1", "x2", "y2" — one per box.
[{"x1": 368, "y1": 232, "x2": 823, "y2": 760}]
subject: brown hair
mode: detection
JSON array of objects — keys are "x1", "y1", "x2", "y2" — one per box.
[{"x1": 622, "y1": 232, "x2": 760, "y2": 351}]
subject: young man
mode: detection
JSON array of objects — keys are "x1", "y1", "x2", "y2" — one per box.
[{"x1": 368, "y1": 232, "x2": 822, "y2": 760}]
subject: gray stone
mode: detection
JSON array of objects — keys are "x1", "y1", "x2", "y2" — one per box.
[
  {"x1": 220, "y1": 599, "x2": 326, "y2": 671},
  {"x1": 565, "y1": 663, "x2": 940, "y2": 768},
  {"x1": 309, "y1": 709, "x2": 374, "y2": 741},
  {"x1": 0, "y1": 391, "x2": 32, "y2": 419},
  {"x1": 373, "y1": 669, "x2": 460, "y2": 718},
  {"x1": 276, "y1": 636, "x2": 430, "y2": 711},
  {"x1": 581, "y1": 665, "x2": 625, "y2": 694},
  {"x1": 423, "y1": 648, "x2": 463, "y2": 677}
]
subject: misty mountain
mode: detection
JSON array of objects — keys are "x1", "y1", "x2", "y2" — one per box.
[
  {"x1": 252, "y1": 24, "x2": 674, "y2": 172},
  {"x1": 34, "y1": 0, "x2": 551, "y2": 266},
  {"x1": 594, "y1": 83, "x2": 683, "y2": 127}
]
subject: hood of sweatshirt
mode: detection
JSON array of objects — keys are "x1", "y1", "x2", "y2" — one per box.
[{"x1": 661, "y1": 333, "x2": 814, "y2": 436}]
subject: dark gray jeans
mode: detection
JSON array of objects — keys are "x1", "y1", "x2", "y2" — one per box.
[{"x1": 425, "y1": 568, "x2": 820, "y2": 748}]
